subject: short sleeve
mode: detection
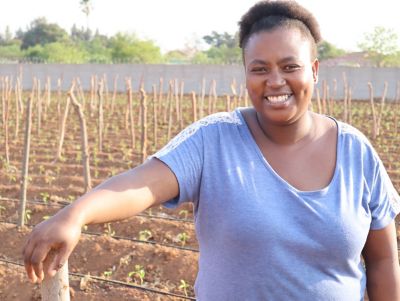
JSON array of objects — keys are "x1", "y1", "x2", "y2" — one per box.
[
  {"x1": 369, "y1": 157, "x2": 400, "y2": 230},
  {"x1": 149, "y1": 122, "x2": 204, "y2": 208}
]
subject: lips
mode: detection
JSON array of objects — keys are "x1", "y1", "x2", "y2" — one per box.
[{"x1": 264, "y1": 93, "x2": 293, "y2": 104}]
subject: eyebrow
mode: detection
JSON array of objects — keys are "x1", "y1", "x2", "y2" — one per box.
[{"x1": 248, "y1": 56, "x2": 299, "y2": 65}]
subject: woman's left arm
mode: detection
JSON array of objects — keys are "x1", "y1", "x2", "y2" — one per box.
[{"x1": 362, "y1": 221, "x2": 400, "y2": 301}]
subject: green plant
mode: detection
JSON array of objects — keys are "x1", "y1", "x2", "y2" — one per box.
[
  {"x1": 44, "y1": 174, "x2": 56, "y2": 185},
  {"x1": 177, "y1": 232, "x2": 189, "y2": 247},
  {"x1": 40, "y1": 192, "x2": 50, "y2": 203},
  {"x1": 24, "y1": 209, "x2": 32, "y2": 224},
  {"x1": 179, "y1": 209, "x2": 189, "y2": 219},
  {"x1": 128, "y1": 265, "x2": 145, "y2": 285},
  {"x1": 0, "y1": 205, "x2": 6, "y2": 215},
  {"x1": 178, "y1": 279, "x2": 190, "y2": 297},
  {"x1": 42, "y1": 215, "x2": 51, "y2": 220},
  {"x1": 103, "y1": 270, "x2": 113, "y2": 278},
  {"x1": 104, "y1": 223, "x2": 115, "y2": 236},
  {"x1": 138, "y1": 229, "x2": 152, "y2": 241}
]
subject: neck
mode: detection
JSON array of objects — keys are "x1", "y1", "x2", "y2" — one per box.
[{"x1": 255, "y1": 111, "x2": 315, "y2": 146}]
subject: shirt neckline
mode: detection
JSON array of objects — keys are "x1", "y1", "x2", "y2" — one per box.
[{"x1": 235, "y1": 108, "x2": 341, "y2": 196}]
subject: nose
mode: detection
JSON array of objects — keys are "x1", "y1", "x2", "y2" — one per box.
[{"x1": 266, "y1": 70, "x2": 286, "y2": 88}]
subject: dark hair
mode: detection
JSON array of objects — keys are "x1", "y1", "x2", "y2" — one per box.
[{"x1": 238, "y1": 0, "x2": 321, "y2": 58}]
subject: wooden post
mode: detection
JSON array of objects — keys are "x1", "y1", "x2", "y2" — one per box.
[
  {"x1": 111, "y1": 74, "x2": 119, "y2": 115},
  {"x1": 376, "y1": 82, "x2": 388, "y2": 136},
  {"x1": 167, "y1": 81, "x2": 174, "y2": 141},
  {"x1": 97, "y1": 80, "x2": 104, "y2": 153},
  {"x1": 54, "y1": 96, "x2": 71, "y2": 162},
  {"x1": 41, "y1": 250, "x2": 70, "y2": 301},
  {"x1": 4, "y1": 77, "x2": 11, "y2": 165},
  {"x1": 18, "y1": 97, "x2": 33, "y2": 227},
  {"x1": 69, "y1": 82, "x2": 92, "y2": 193},
  {"x1": 191, "y1": 91, "x2": 197, "y2": 122},
  {"x1": 179, "y1": 81, "x2": 184, "y2": 130},
  {"x1": 140, "y1": 88, "x2": 148, "y2": 163},
  {"x1": 347, "y1": 87, "x2": 352, "y2": 125},
  {"x1": 152, "y1": 84, "x2": 158, "y2": 149},
  {"x1": 36, "y1": 78, "x2": 43, "y2": 136},
  {"x1": 126, "y1": 79, "x2": 136, "y2": 151},
  {"x1": 342, "y1": 73, "x2": 348, "y2": 123},
  {"x1": 368, "y1": 82, "x2": 377, "y2": 140},
  {"x1": 199, "y1": 77, "x2": 206, "y2": 119}
]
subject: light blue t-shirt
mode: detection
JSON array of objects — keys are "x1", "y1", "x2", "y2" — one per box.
[{"x1": 152, "y1": 108, "x2": 400, "y2": 301}]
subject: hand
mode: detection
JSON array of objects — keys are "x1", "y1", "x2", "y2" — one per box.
[{"x1": 22, "y1": 210, "x2": 82, "y2": 283}]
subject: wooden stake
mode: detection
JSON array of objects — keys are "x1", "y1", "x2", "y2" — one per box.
[
  {"x1": 41, "y1": 250, "x2": 70, "y2": 301},
  {"x1": 54, "y1": 96, "x2": 70, "y2": 162},
  {"x1": 152, "y1": 84, "x2": 158, "y2": 149},
  {"x1": 126, "y1": 79, "x2": 136, "y2": 152},
  {"x1": 18, "y1": 96, "x2": 33, "y2": 227},
  {"x1": 69, "y1": 82, "x2": 92, "y2": 193},
  {"x1": 376, "y1": 82, "x2": 388, "y2": 136},
  {"x1": 368, "y1": 82, "x2": 377, "y2": 140},
  {"x1": 140, "y1": 88, "x2": 148, "y2": 163},
  {"x1": 191, "y1": 91, "x2": 197, "y2": 122}
]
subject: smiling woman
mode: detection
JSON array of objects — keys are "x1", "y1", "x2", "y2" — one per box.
[{"x1": 22, "y1": 1, "x2": 400, "y2": 300}]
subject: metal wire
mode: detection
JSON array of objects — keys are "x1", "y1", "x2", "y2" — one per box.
[{"x1": 0, "y1": 257, "x2": 196, "y2": 300}]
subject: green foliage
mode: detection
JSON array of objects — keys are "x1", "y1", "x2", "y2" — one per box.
[
  {"x1": 317, "y1": 40, "x2": 346, "y2": 60},
  {"x1": 178, "y1": 279, "x2": 190, "y2": 297},
  {"x1": 138, "y1": 229, "x2": 152, "y2": 241},
  {"x1": 21, "y1": 17, "x2": 69, "y2": 49},
  {"x1": 25, "y1": 42, "x2": 89, "y2": 63},
  {"x1": 357, "y1": 26, "x2": 400, "y2": 67},
  {"x1": 200, "y1": 31, "x2": 241, "y2": 64},
  {"x1": 128, "y1": 265, "x2": 145, "y2": 285},
  {"x1": 110, "y1": 33, "x2": 163, "y2": 63}
]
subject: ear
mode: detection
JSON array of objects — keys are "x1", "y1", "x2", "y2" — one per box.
[{"x1": 311, "y1": 59, "x2": 319, "y2": 84}]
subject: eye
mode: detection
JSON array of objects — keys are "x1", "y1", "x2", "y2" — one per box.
[
  {"x1": 250, "y1": 66, "x2": 268, "y2": 74},
  {"x1": 283, "y1": 64, "x2": 301, "y2": 72}
]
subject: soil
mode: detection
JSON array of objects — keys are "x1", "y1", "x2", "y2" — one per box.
[{"x1": 0, "y1": 94, "x2": 399, "y2": 300}]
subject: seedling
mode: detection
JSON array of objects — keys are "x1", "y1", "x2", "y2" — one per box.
[
  {"x1": 139, "y1": 229, "x2": 152, "y2": 241},
  {"x1": 128, "y1": 265, "x2": 145, "y2": 285},
  {"x1": 42, "y1": 215, "x2": 51, "y2": 220},
  {"x1": 104, "y1": 223, "x2": 115, "y2": 236},
  {"x1": 40, "y1": 192, "x2": 50, "y2": 203},
  {"x1": 179, "y1": 209, "x2": 189, "y2": 219},
  {"x1": 24, "y1": 209, "x2": 32, "y2": 224},
  {"x1": 177, "y1": 232, "x2": 189, "y2": 247},
  {"x1": 178, "y1": 279, "x2": 190, "y2": 297},
  {"x1": 0, "y1": 205, "x2": 6, "y2": 215},
  {"x1": 102, "y1": 270, "x2": 113, "y2": 278}
]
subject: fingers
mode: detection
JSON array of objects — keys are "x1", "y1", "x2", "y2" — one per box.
[
  {"x1": 46, "y1": 245, "x2": 70, "y2": 277},
  {"x1": 23, "y1": 236, "x2": 52, "y2": 283}
]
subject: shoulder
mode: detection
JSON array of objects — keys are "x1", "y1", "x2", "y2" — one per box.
[{"x1": 153, "y1": 110, "x2": 243, "y2": 158}]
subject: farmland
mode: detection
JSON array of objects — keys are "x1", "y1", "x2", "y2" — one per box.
[{"x1": 0, "y1": 75, "x2": 399, "y2": 300}]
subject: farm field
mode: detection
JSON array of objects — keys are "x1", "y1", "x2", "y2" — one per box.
[{"x1": 0, "y1": 76, "x2": 399, "y2": 300}]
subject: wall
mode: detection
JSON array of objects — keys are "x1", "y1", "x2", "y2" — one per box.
[{"x1": 0, "y1": 64, "x2": 399, "y2": 100}]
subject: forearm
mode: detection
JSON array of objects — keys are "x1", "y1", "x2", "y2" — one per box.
[
  {"x1": 56, "y1": 159, "x2": 177, "y2": 227},
  {"x1": 366, "y1": 259, "x2": 400, "y2": 301}
]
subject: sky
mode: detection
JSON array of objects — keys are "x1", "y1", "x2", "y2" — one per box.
[{"x1": 1, "y1": 0, "x2": 399, "y2": 53}]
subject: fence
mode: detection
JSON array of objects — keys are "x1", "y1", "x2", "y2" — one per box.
[{"x1": 0, "y1": 63, "x2": 399, "y2": 100}]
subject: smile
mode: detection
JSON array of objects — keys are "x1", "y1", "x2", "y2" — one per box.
[{"x1": 264, "y1": 94, "x2": 292, "y2": 104}]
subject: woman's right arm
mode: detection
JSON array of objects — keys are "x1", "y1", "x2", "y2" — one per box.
[{"x1": 22, "y1": 158, "x2": 179, "y2": 283}]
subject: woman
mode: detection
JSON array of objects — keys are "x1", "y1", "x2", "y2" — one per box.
[{"x1": 23, "y1": 1, "x2": 399, "y2": 300}]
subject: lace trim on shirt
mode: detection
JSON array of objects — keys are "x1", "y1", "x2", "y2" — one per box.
[
  {"x1": 389, "y1": 189, "x2": 400, "y2": 213},
  {"x1": 152, "y1": 111, "x2": 242, "y2": 158}
]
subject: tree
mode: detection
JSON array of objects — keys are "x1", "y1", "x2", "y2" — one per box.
[
  {"x1": 358, "y1": 26, "x2": 400, "y2": 67},
  {"x1": 317, "y1": 40, "x2": 346, "y2": 60},
  {"x1": 20, "y1": 18, "x2": 69, "y2": 49},
  {"x1": 202, "y1": 31, "x2": 241, "y2": 64},
  {"x1": 109, "y1": 33, "x2": 163, "y2": 63},
  {"x1": 80, "y1": 0, "x2": 93, "y2": 30}
]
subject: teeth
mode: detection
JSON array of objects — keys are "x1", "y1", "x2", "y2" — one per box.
[{"x1": 266, "y1": 94, "x2": 291, "y2": 103}]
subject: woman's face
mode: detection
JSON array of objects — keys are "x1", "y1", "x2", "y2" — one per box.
[{"x1": 244, "y1": 27, "x2": 319, "y2": 126}]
